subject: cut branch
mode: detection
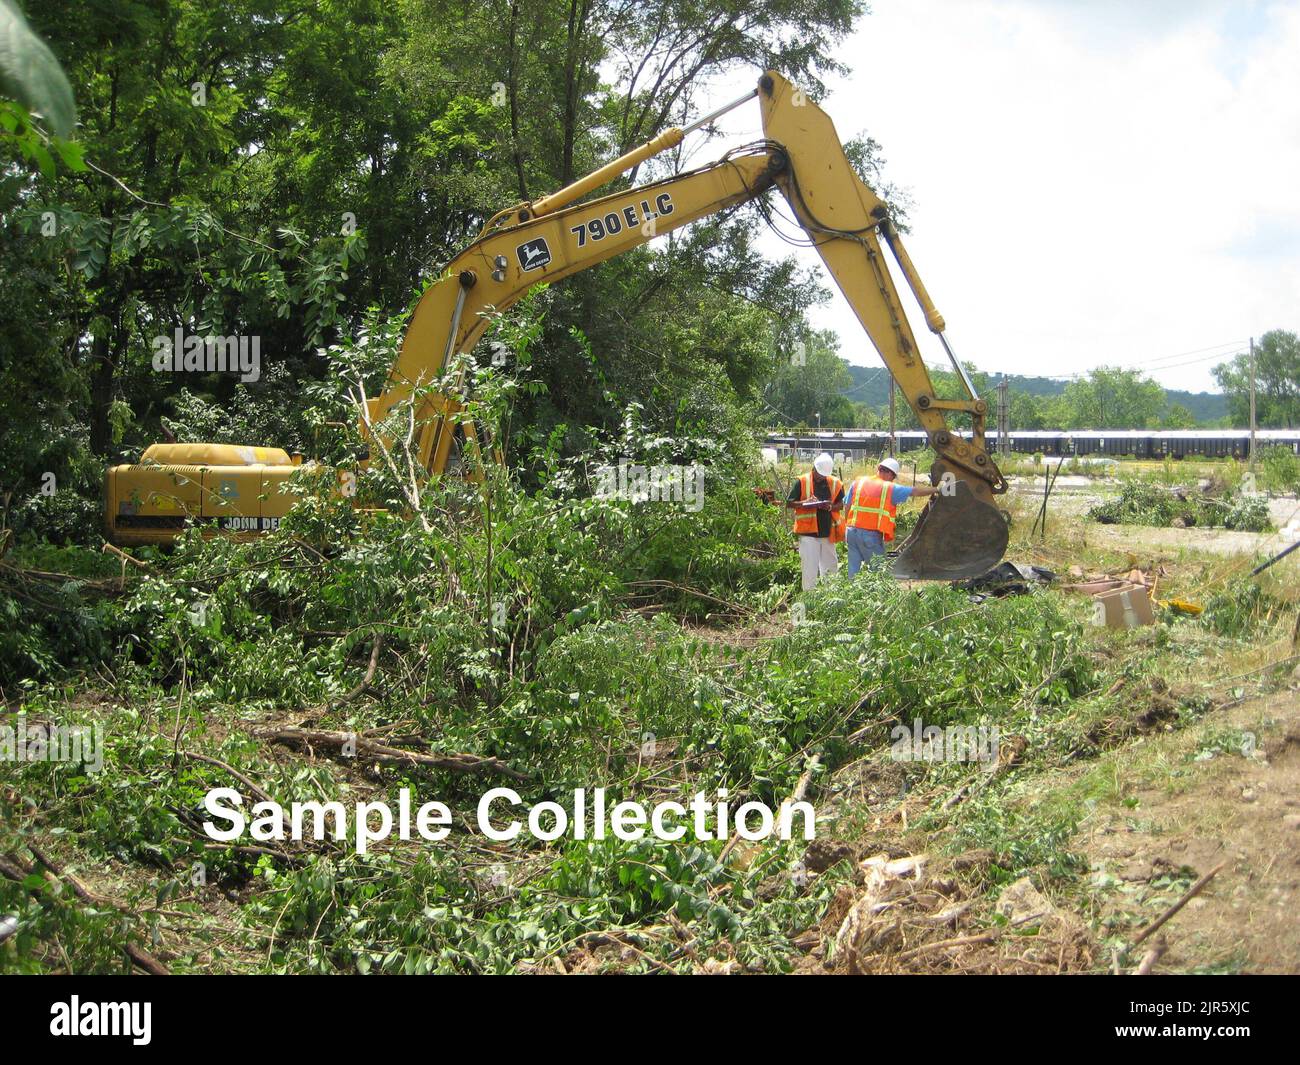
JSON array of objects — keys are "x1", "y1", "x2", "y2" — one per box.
[
  {"x1": 1131, "y1": 862, "x2": 1224, "y2": 947},
  {"x1": 2, "y1": 844, "x2": 170, "y2": 975},
  {"x1": 325, "y1": 632, "x2": 385, "y2": 713},
  {"x1": 258, "y1": 727, "x2": 530, "y2": 781},
  {"x1": 178, "y1": 750, "x2": 275, "y2": 806}
]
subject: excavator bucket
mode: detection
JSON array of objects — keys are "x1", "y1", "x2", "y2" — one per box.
[{"x1": 890, "y1": 480, "x2": 1009, "y2": 580}]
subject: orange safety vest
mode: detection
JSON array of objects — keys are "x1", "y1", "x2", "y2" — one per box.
[
  {"x1": 846, "y1": 476, "x2": 898, "y2": 541},
  {"x1": 792, "y1": 471, "x2": 843, "y2": 536}
]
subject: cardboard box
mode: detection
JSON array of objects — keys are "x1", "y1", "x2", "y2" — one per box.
[{"x1": 1091, "y1": 586, "x2": 1155, "y2": 629}]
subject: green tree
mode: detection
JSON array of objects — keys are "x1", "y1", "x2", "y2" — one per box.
[
  {"x1": 0, "y1": 0, "x2": 73, "y2": 131},
  {"x1": 5, "y1": 1, "x2": 364, "y2": 465},
  {"x1": 1212, "y1": 330, "x2": 1300, "y2": 428},
  {"x1": 1009, "y1": 390, "x2": 1045, "y2": 430},
  {"x1": 1038, "y1": 394, "x2": 1072, "y2": 429},
  {"x1": 765, "y1": 330, "x2": 853, "y2": 426},
  {"x1": 392, "y1": 0, "x2": 862, "y2": 460},
  {"x1": 2, "y1": 0, "x2": 873, "y2": 535},
  {"x1": 851, "y1": 401, "x2": 887, "y2": 429},
  {"x1": 1059, "y1": 367, "x2": 1164, "y2": 428},
  {"x1": 1161, "y1": 403, "x2": 1197, "y2": 429}
]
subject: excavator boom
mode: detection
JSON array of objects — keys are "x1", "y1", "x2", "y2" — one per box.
[{"x1": 368, "y1": 145, "x2": 781, "y2": 474}]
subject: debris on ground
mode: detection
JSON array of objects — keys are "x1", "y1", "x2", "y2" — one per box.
[
  {"x1": 1062, "y1": 567, "x2": 1158, "y2": 628},
  {"x1": 954, "y1": 560, "x2": 1056, "y2": 601},
  {"x1": 1159, "y1": 597, "x2": 1204, "y2": 616},
  {"x1": 1089, "y1": 481, "x2": 1271, "y2": 532},
  {"x1": 1062, "y1": 566, "x2": 1154, "y2": 597},
  {"x1": 1092, "y1": 585, "x2": 1156, "y2": 629},
  {"x1": 810, "y1": 851, "x2": 1095, "y2": 975}
]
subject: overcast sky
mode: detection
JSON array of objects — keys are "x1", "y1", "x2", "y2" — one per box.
[{"x1": 705, "y1": 0, "x2": 1300, "y2": 393}]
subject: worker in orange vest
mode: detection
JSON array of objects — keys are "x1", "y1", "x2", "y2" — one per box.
[
  {"x1": 785, "y1": 453, "x2": 845, "y2": 591},
  {"x1": 843, "y1": 456, "x2": 941, "y2": 576}
]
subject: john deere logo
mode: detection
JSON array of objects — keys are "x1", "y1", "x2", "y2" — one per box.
[{"x1": 516, "y1": 238, "x2": 551, "y2": 272}]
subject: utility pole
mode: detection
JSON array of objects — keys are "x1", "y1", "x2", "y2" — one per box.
[
  {"x1": 997, "y1": 375, "x2": 1010, "y2": 459},
  {"x1": 888, "y1": 374, "x2": 896, "y2": 456},
  {"x1": 1249, "y1": 336, "x2": 1257, "y2": 471}
]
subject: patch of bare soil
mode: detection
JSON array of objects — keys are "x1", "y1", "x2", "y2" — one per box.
[
  {"x1": 678, "y1": 614, "x2": 794, "y2": 649},
  {"x1": 1085, "y1": 523, "x2": 1280, "y2": 558},
  {"x1": 1077, "y1": 495, "x2": 1300, "y2": 559},
  {"x1": 1079, "y1": 689, "x2": 1300, "y2": 973},
  {"x1": 1007, "y1": 480, "x2": 1107, "y2": 519},
  {"x1": 784, "y1": 676, "x2": 1300, "y2": 976},
  {"x1": 784, "y1": 748, "x2": 1099, "y2": 975}
]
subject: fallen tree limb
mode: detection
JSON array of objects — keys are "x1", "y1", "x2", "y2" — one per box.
[
  {"x1": 1131, "y1": 862, "x2": 1224, "y2": 947},
  {"x1": 258, "y1": 727, "x2": 530, "y2": 781},
  {"x1": 789, "y1": 754, "x2": 823, "y2": 805},
  {"x1": 897, "y1": 928, "x2": 1001, "y2": 960},
  {"x1": 325, "y1": 633, "x2": 385, "y2": 713},
  {"x1": 173, "y1": 804, "x2": 314, "y2": 864},
  {"x1": 894, "y1": 909, "x2": 1045, "y2": 962},
  {"x1": 101, "y1": 540, "x2": 150, "y2": 569},
  {"x1": 1132, "y1": 936, "x2": 1167, "y2": 975},
  {"x1": 0, "y1": 559, "x2": 124, "y2": 596},
  {"x1": 178, "y1": 750, "x2": 276, "y2": 806},
  {"x1": 720, "y1": 752, "x2": 822, "y2": 864},
  {"x1": 2, "y1": 845, "x2": 170, "y2": 975},
  {"x1": 24, "y1": 842, "x2": 117, "y2": 910},
  {"x1": 624, "y1": 579, "x2": 753, "y2": 616}
]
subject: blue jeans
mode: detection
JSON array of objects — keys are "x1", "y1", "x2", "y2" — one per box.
[{"x1": 846, "y1": 526, "x2": 886, "y2": 576}]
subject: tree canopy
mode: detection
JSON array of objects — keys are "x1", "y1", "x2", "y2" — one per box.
[
  {"x1": 1, "y1": 0, "x2": 864, "y2": 538},
  {"x1": 1213, "y1": 330, "x2": 1300, "y2": 428}
]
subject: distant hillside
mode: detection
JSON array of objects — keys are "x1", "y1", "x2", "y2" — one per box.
[
  {"x1": 1157, "y1": 388, "x2": 1227, "y2": 422},
  {"x1": 841, "y1": 365, "x2": 1227, "y2": 423}
]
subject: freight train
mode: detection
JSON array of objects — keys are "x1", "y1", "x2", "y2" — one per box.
[{"x1": 764, "y1": 428, "x2": 1300, "y2": 461}]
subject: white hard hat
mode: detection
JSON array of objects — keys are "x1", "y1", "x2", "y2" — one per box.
[
  {"x1": 878, "y1": 457, "x2": 902, "y2": 476},
  {"x1": 813, "y1": 453, "x2": 834, "y2": 476}
]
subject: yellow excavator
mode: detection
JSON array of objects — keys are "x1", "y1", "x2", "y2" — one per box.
[{"x1": 104, "y1": 71, "x2": 1008, "y2": 579}]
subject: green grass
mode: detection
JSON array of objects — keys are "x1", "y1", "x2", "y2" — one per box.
[{"x1": 4, "y1": 454, "x2": 1294, "y2": 974}]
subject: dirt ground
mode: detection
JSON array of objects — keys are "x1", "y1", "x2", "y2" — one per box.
[
  {"x1": 1077, "y1": 687, "x2": 1300, "y2": 973},
  {"x1": 787, "y1": 683, "x2": 1300, "y2": 976},
  {"x1": 782, "y1": 489, "x2": 1300, "y2": 976},
  {"x1": 1005, "y1": 479, "x2": 1300, "y2": 557},
  {"x1": 1085, "y1": 523, "x2": 1285, "y2": 558}
]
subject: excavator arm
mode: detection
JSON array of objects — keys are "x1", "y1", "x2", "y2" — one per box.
[{"x1": 376, "y1": 70, "x2": 1007, "y2": 578}]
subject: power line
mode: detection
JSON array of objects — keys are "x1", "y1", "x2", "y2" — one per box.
[
  {"x1": 1049, "y1": 350, "x2": 1245, "y2": 381},
  {"x1": 840, "y1": 365, "x2": 891, "y2": 396},
  {"x1": 1120, "y1": 339, "x2": 1247, "y2": 368}
]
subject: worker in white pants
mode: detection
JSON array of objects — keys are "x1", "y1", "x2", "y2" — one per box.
[
  {"x1": 797, "y1": 534, "x2": 838, "y2": 591},
  {"x1": 786, "y1": 453, "x2": 845, "y2": 592}
]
